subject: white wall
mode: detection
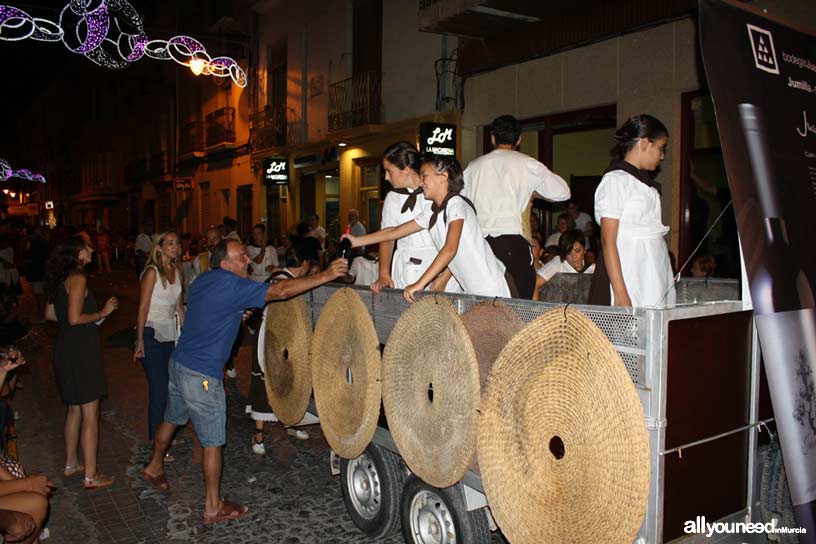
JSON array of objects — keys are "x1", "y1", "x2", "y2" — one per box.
[{"x1": 381, "y1": 0, "x2": 445, "y2": 123}]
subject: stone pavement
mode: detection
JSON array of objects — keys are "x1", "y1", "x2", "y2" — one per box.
[{"x1": 9, "y1": 266, "x2": 508, "y2": 543}]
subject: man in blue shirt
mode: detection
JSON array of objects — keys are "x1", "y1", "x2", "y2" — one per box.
[{"x1": 141, "y1": 239, "x2": 347, "y2": 523}]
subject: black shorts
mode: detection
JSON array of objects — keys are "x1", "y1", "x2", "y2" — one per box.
[{"x1": 486, "y1": 235, "x2": 536, "y2": 300}]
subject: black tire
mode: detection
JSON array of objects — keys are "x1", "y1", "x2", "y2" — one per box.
[
  {"x1": 340, "y1": 443, "x2": 408, "y2": 539},
  {"x1": 400, "y1": 475, "x2": 491, "y2": 544}
]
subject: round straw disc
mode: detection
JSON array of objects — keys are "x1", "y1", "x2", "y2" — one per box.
[
  {"x1": 312, "y1": 288, "x2": 381, "y2": 459},
  {"x1": 261, "y1": 296, "x2": 313, "y2": 425},
  {"x1": 461, "y1": 301, "x2": 525, "y2": 393},
  {"x1": 478, "y1": 307, "x2": 649, "y2": 544},
  {"x1": 382, "y1": 296, "x2": 480, "y2": 488}
]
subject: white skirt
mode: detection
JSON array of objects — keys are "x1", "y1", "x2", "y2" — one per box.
[{"x1": 615, "y1": 235, "x2": 676, "y2": 308}]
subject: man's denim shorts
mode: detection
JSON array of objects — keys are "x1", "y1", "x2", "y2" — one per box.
[{"x1": 164, "y1": 358, "x2": 226, "y2": 447}]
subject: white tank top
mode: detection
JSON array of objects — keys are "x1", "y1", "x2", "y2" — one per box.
[{"x1": 143, "y1": 265, "x2": 182, "y2": 342}]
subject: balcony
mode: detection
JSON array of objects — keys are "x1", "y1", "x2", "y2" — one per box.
[
  {"x1": 206, "y1": 107, "x2": 237, "y2": 151},
  {"x1": 179, "y1": 120, "x2": 205, "y2": 161},
  {"x1": 418, "y1": 0, "x2": 697, "y2": 77},
  {"x1": 251, "y1": 105, "x2": 286, "y2": 150},
  {"x1": 328, "y1": 71, "x2": 382, "y2": 133}
]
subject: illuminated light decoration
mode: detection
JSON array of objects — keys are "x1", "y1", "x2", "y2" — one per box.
[
  {"x1": 0, "y1": 5, "x2": 63, "y2": 41},
  {"x1": 0, "y1": 2, "x2": 248, "y2": 87},
  {"x1": 0, "y1": 158, "x2": 47, "y2": 184}
]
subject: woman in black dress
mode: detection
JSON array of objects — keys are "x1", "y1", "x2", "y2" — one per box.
[{"x1": 45, "y1": 236, "x2": 118, "y2": 490}]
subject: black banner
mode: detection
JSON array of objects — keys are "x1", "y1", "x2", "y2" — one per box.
[
  {"x1": 419, "y1": 122, "x2": 456, "y2": 157},
  {"x1": 700, "y1": 0, "x2": 816, "y2": 537},
  {"x1": 262, "y1": 157, "x2": 289, "y2": 185}
]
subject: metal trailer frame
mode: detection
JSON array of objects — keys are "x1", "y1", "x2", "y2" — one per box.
[{"x1": 301, "y1": 281, "x2": 763, "y2": 544}]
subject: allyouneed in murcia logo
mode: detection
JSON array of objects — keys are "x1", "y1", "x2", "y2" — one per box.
[{"x1": 684, "y1": 516, "x2": 807, "y2": 538}]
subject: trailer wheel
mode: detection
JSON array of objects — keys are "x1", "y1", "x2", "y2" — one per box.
[
  {"x1": 340, "y1": 444, "x2": 407, "y2": 539},
  {"x1": 400, "y1": 476, "x2": 490, "y2": 544}
]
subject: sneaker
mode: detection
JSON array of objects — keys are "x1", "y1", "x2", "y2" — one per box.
[
  {"x1": 40, "y1": 527, "x2": 50, "y2": 541},
  {"x1": 286, "y1": 428, "x2": 309, "y2": 440},
  {"x1": 252, "y1": 439, "x2": 265, "y2": 455},
  {"x1": 226, "y1": 368, "x2": 237, "y2": 379}
]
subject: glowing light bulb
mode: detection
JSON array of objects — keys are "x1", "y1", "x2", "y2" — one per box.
[
  {"x1": 189, "y1": 57, "x2": 207, "y2": 76},
  {"x1": 1, "y1": 189, "x2": 7, "y2": 195},
  {"x1": 9, "y1": 191, "x2": 16, "y2": 198}
]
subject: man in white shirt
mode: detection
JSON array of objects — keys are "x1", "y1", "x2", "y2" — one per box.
[
  {"x1": 223, "y1": 217, "x2": 241, "y2": 242},
  {"x1": 347, "y1": 209, "x2": 366, "y2": 257},
  {"x1": 567, "y1": 200, "x2": 593, "y2": 233},
  {"x1": 463, "y1": 115, "x2": 570, "y2": 299},
  {"x1": 305, "y1": 215, "x2": 326, "y2": 249},
  {"x1": 134, "y1": 219, "x2": 155, "y2": 279}
]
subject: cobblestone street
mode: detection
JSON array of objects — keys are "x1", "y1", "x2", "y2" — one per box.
[{"x1": 10, "y1": 266, "x2": 507, "y2": 543}]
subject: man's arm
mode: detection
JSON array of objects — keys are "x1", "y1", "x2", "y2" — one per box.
[
  {"x1": 528, "y1": 158, "x2": 570, "y2": 202},
  {"x1": 264, "y1": 258, "x2": 348, "y2": 302}
]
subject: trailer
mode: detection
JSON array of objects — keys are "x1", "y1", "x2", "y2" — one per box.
[{"x1": 280, "y1": 276, "x2": 767, "y2": 543}]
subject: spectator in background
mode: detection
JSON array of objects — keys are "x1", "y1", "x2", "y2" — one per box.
[
  {"x1": 305, "y1": 215, "x2": 326, "y2": 249},
  {"x1": 566, "y1": 200, "x2": 592, "y2": 234},
  {"x1": 247, "y1": 224, "x2": 278, "y2": 282},
  {"x1": 347, "y1": 245, "x2": 379, "y2": 286},
  {"x1": 545, "y1": 212, "x2": 575, "y2": 248},
  {"x1": 26, "y1": 227, "x2": 49, "y2": 324},
  {"x1": 134, "y1": 220, "x2": 155, "y2": 279},
  {"x1": 193, "y1": 228, "x2": 222, "y2": 277},
  {"x1": 690, "y1": 255, "x2": 717, "y2": 278},
  {"x1": 585, "y1": 248, "x2": 597, "y2": 268},
  {"x1": 347, "y1": 210, "x2": 366, "y2": 237},
  {"x1": 223, "y1": 217, "x2": 240, "y2": 242},
  {"x1": 95, "y1": 225, "x2": 112, "y2": 279},
  {"x1": 0, "y1": 236, "x2": 19, "y2": 290},
  {"x1": 181, "y1": 233, "x2": 194, "y2": 262}
]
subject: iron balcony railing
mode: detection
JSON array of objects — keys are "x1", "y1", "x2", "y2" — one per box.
[
  {"x1": 206, "y1": 106, "x2": 237, "y2": 148},
  {"x1": 179, "y1": 120, "x2": 205, "y2": 157},
  {"x1": 328, "y1": 71, "x2": 382, "y2": 132},
  {"x1": 251, "y1": 105, "x2": 287, "y2": 149}
]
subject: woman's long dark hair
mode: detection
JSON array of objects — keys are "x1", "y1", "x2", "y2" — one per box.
[
  {"x1": 558, "y1": 229, "x2": 586, "y2": 261},
  {"x1": 421, "y1": 154, "x2": 464, "y2": 193},
  {"x1": 45, "y1": 236, "x2": 86, "y2": 303},
  {"x1": 612, "y1": 114, "x2": 668, "y2": 160}
]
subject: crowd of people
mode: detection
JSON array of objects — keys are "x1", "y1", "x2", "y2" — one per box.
[{"x1": 0, "y1": 111, "x2": 718, "y2": 539}]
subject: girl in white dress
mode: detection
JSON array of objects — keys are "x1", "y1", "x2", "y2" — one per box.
[
  {"x1": 594, "y1": 115, "x2": 675, "y2": 307},
  {"x1": 345, "y1": 155, "x2": 512, "y2": 302},
  {"x1": 372, "y1": 142, "x2": 457, "y2": 293}
]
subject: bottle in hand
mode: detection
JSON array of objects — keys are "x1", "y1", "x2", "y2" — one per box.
[{"x1": 337, "y1": 226, "x2": 353, "y2": 266}]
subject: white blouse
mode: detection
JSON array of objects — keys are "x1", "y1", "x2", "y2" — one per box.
[
  {"x1": 415, "y1": 196, "x2": 510, "y2": 298},
  {"x1": 537, "y1": 257, "x2": 595, "y2": 282},
  {"x1": 143, "y1": 265, "x2": 182, "y2": 342}
]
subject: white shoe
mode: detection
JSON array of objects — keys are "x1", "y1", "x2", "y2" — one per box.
[
  {"x1": 226, "y1": 368, "x2": 237, "y2": 379},
  {"x1": 252, "y1": 439, "x2": 265, "y2": 455},
  {"x1": 286, "y1": 428, "x2": 309, "y2": 440}
]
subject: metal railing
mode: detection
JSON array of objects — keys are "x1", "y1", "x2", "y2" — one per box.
[
  {"x1": 179, "y1": 120, "x2": 204, "y2": 157},
  {"x1": 328, "y1": 71, "x2": 382, "y2": 132},
  {"x1": 251, "y1": 105, "x2": 286, "y2": 149},
  {"x1": 206, "y1": 106, "x2": 237, "y2": 148}
]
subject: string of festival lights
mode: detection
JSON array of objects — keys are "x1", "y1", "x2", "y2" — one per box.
[
  {"x1": 0, "y1": 1, "x2": 247, "y2": 87},
  {"x1": 0, "y1": 158, "x2": 47, "y2": 184}
]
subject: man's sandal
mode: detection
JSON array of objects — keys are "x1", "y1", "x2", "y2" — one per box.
[
  {"x1": 141, "y1": 470, "x2": 170, "y2": 495},
  {"x1": 83, "y1": 474, "x2": 114, "y2": 490},
  {"x1": 203, "y1": 499, "x2": 249, "y2": 524}
]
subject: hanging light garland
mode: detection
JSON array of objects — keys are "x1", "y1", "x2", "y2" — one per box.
[
  {"x1": 0, "y1": 158, "x2": 46, "y2": 184},
  {"x1": 0, "y1": 1, "x2": 247, "y2": 87}
]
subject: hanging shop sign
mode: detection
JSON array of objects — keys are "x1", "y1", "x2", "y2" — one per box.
[
  {"x1": 263, "y1": 158, "x2": 290, "y2": 185},
  {"x1": 419, "y1": 122, "x2": 457, "y2": 157},
  {"x1": 700, "y1": 0, "x2": 816, "y2": 537},
  {"x1": 174, "y1": 178, "x2": 193, "y2": 191}
]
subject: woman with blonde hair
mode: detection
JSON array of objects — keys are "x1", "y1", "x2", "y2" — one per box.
[{"x1": 134, "y1": 232, "x2": 185, "y2": 445}]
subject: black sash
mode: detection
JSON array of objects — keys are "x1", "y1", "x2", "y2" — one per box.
[
  {"x1": 392, "y1": 187, "x2": 422, "y2": 213},
  {"x1": 429, "y1": 193, "x2": 477, "y2": 229}
]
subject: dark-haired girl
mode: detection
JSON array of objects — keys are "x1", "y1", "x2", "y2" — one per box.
[
  {"x1": 45, "y1": 236, "x2": 118, "y2": 489},
  {"x1": 594, "y1": 114, "x2": 675, "y2": 307},
  {"x1": 373, "y1": 142, "x2": 458, "y2": 293},
  {"x1": 344, "y1": 156, "x2": 511, "y2": 302}
]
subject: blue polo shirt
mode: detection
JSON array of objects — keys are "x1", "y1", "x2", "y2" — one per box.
[{"x1": 173, "y1": 268, "x2": 268, "y2": 379}]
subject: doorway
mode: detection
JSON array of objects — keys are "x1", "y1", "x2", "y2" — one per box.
[
  {"x1": 237, "y1": 185, "x2": 253, "y2": 241},
  {"x1": 300, "y1": 173, "x2": 316, "y2": 222}
]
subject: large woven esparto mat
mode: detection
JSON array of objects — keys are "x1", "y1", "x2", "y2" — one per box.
[
  {"x1": 382, "y1": 295, "x2": 480, "y2": 488},
  {"x1": 477, "y1": 306, "x2": 649, "y2": 544},
  {"x1": 312, "y1": 288, "x2": 381, "y2": 459},
  {"x1": 260, "y1": 296, "x2": 313, "y2": 426}
]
